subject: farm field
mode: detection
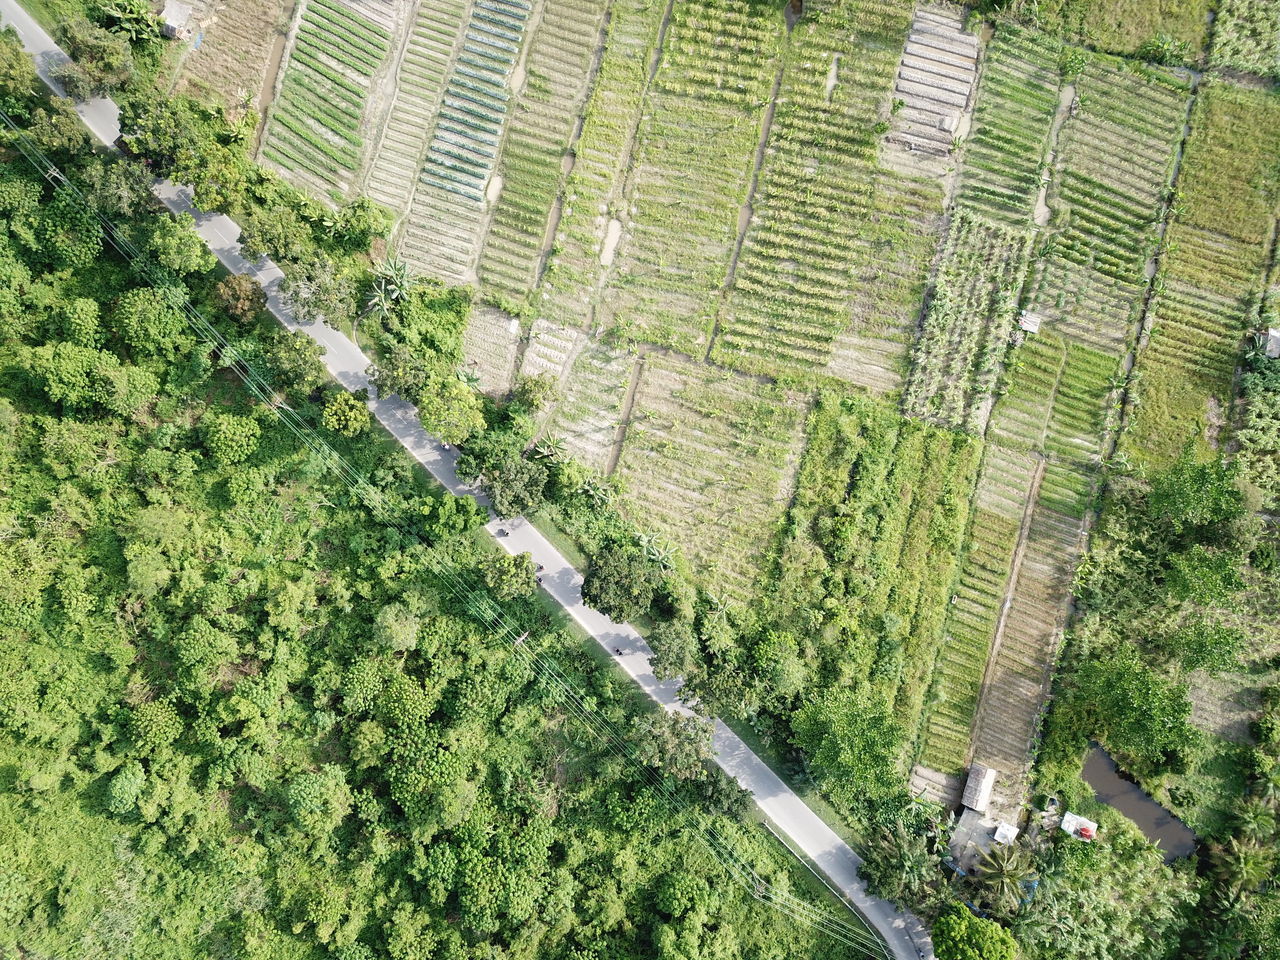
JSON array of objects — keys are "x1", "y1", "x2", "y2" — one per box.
[
  {"x1": 260, "y1": 0, "x2": 394, "y2": 196},
  {"x1": 1004, "y1": 0, "x2": 1213, "y2": 61},
  {"x1": 1023, "y1": 59, "x2": 1189, "y2": 356},
  {"x1": 1208, "y1": 0, "x2": 1280, "y2": 77},
  {"x1": 903, "y1": 210, "x2": 1031, "y2": 432},
  {"x1": 710, "y1": 0, "x2": 943, "y2": 391},
  {"x1": 175, "y1": 0, "x2": 289, "y2": 108},
  {"x1": 953, "y1": 24, "x2": 1062, "y2": 226},
  {"x1": 1124, "y1": 82, "x2": 1280, "y2": 468},
  {"x1": 771, "y1": 393, "x2": 980, "y2": 770},
  {"x1": 614, "y1": 353, "x2": 805, "y2": 601},
  {"x1": 476, "y1": 0, "x2": 611, "y2": 300},
  {"x1": 602, "y1": 0, "x2": 785, "y2": 356},
  {"x1": 881, "y1": 5, "x2": 981, "y2": 180},
  {"x1": 361, "y1": 0, "x2": 468, "y2": 212},
  {"x1": 397, "y1": 0, "x2": 537, "y2": 282}
]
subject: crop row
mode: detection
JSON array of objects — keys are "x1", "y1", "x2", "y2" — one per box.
[
  {"x1": 917, "y1": 444, "x2": 1037, "y2": 773},
  {"x1": 615, "y1": 353, "x2": 805, "y2": 602},
  {"x1": 364, "y1": 0, "x2": 466, "y2": 211},
  {"x1": 602, "y1": 0, "x2": 787, "y2": 357},
  {"x1": 262, "y1": 0, "x2": 390, "y2": 192},
  {"x1": 534, "y1": 0, "x2": 673, "y2": 329},
  {"x1": 1122, "y1": 82, "x2": 1280, "y2": 468},
  {"x1": 400, "y1": 0, "x2": 534, "y2": 282},
  {"x1": 711, "y1": 0, "x2": 941, "y2": 389},
  {"x1": 477, "y1": 0, "x2": 613, "y2": 300},
  {"x1": 903, "y1": 210, "x2": 1032, "y2": 433},
  {"x1": 1023, "y1": 59, "x2": 1188, "y2": 356},
  {"x1": 1212, "y1": 0, "x2": 1280, "y2": 78},
  {"x1": 955, "y1": 25, "x2": 1062, "y2": 225}
]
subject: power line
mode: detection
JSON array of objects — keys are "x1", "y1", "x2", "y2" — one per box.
[{"x1": 0, "y1": 112, "x2": 891, "y2": 960}]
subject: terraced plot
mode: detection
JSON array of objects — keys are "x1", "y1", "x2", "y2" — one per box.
[
  {"x1": 176, "y1": 0, "x2": 288, "y2": 109},
  {"x1": 545, "y1": 341, "x2": 637, "y2": 473},
  {"x1": 398, "y1": 0, "x2": 535, "y2": 282},
  {"x1": 1024, "y1": 61, "x2": 1189, "y2": 356},
  {"x1": 954, "y1": 25, "x2": 1061, "y2": 225},
  {"x1": 363, "y1": 0, "x2": 469, "y2": 211},
  {"x1": 903, "y1": 210, "x2": 1032, "y2": 432},
  {"x1": 534, "y1": 0, "x2": 669, "y2": 329},
  {"x1": 461, "y1": 305, "x2": 521, "y2": 394},
  {"x1": 712, "y1": 0, "x2": 942, "y2": 391},
  {"x1": 615, "y1": 354, "x2": 804, "y2": 602},
  {"x1": 882, "y1": 5, "x2": 980, "y2": 180},
  {"x1": 477, "y1": 0, "x2": 611, "y2": 300},
  {"x1": 1207, "y1": 0, "x2": 1280, "y2": 77},
  {"x1": 603, "y1": 1, "x2": 785, "y2": 355},
  {"x1": 261, "y1": 0, "x2": 392, "y2": 195},
  {"x1": 918, "y1": 444, "x2": 1037, "y2": 774},
  {"x1": 1125, "y1": 82, "x2": 1280, "y2": 467}
]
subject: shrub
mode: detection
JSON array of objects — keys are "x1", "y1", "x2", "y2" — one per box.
[{"x1": 933, "y1": 904, "x2": 1017, "y2": 960}]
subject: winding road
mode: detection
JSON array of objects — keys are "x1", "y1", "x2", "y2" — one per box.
[{"x1": 0, "y1": 5, "x2": 934, "y2": 956}]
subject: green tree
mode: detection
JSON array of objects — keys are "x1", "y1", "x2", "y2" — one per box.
[
  {"x1": 791, "y1": 684, "x2": 903, "y2": 807},
  {"x1": 146, "y1": 212, "x2": 216, "y2": 276},
  {"x1": 1165, "y1": 544, "x2": 1244, "y2": 605},
  {"x1": 112, "y1": 287, "x2": 187, "y2": 358},
  {"x1": 0, "y1": 27, "x2": 39, "y2": 120},
  {"x1": 286, "y1": 765, "x2": 352, "y2": 838},
  {"x1": 322, "y1": 390, "x2": 370, "y2": 438},
  {"x1": 483, "y1": 455, "x2": 548, "y2": 519},
  {"x1": 1148, "y1": 453, "x2": 1245, "y2": 534},
  {"x1": 203, "y1": 413, "x2": 260, "y2": 465},
  {"x1": 53, "y1": 18, "x2": 133, "y2": 97},
  {"x1": 107, "y1": 759, "x2": 145, "y2": 817},
  {"x1": 264, "y1": 329, "x2": 327, "y2": 400},
  {"x1": 480, "y1": 551, "x2": 536, "y2": 602},
  {"x1": 1151, "y1": 615, "x2": 1245, "y2": 672},
  {"x1": 37, "y1": 185, "x2": 101, "y2": 270},
  {"x1": 974, "y1": 842, "x2": 1037, "y2": 916},
  {"x1": 933, "y1": 904, "x2": 1017, "y2": 960},
  {"x1": 215, "y1": 273, "x2": 267, "y2": 327},
  {"x1": 1074, "y1": 641, "x2": 1197, "y2": 771},
  {"x1": 581, "y1": 543, "x2": 663, "y2": 622},
  {"x1": 130, "y1": 699, "x2": 182, "y2": 753},
  {"x1": 374, "y1": 603, "x2": 420, "y2": 655}
]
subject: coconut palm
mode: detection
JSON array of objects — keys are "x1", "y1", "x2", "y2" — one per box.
[
  {"x1": 1254, "y1": 762, "x2": 1280, "y2": 806},
  {"x1": 1210, "y1": 837, "x2": 1274, "y2": 895},
  {"x1": 974, "y1": 842, "x2": 1037, "y2": 915},
  {"x1": 1236, "y1": 797, "x2": 1278, "y2": 843}
]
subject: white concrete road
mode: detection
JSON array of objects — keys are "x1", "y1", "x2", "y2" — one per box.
[{"x1": 0, "y1": 5, "x2": 934, "y2": 957}]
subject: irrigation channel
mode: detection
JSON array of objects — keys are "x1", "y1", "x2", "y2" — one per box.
[
  {"x1": 1083, "y1": 743, "x2": 1197, "y2": 863},
  {"x1": 0, "y1": 3, "x2": 934, "y2": 957}
]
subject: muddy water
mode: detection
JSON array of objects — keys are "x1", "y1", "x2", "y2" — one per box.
[{"x1": 1083, "y1": 743, "x2": 1197, "y2": 862}]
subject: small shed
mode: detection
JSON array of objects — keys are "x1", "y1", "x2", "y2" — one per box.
[
  {"x1": 962, "y1": 763, "x2": 997, "y2": 813},
  {"x1": 1019, "y1": 310, "x2": 1043, "y2": 334},
  {"x1": 161, "y1": 0, "x2": 192, "y2": 39},
  {"x1": 1266, "y1": 328, "x2": 1280, "y2": 360},
  {"x1": 1061, "y1": 811, "x2": 1098, "y2": 842},
  {"x1": 994, "y1": 822, "x2": 1020, "y2": 845}
]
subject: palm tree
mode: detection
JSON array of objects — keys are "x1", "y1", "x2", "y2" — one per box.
[
  {"x1": 974, "y1": 843, "x2": 1036, "y2": 915},
  {"x1": 1236, "y1": 797, "x2": 1278, "y2": 843},
  {"x1": 1254, "y1": 762, "x2": 1280, "y2": 807},
  {"x1": 1211, "y1": 837, "x2": 1274, "y2": 895}
]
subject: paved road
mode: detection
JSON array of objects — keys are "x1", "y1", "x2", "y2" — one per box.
[{"x1": 0, "y1": 7, "x2": 934, "y2": 957}]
